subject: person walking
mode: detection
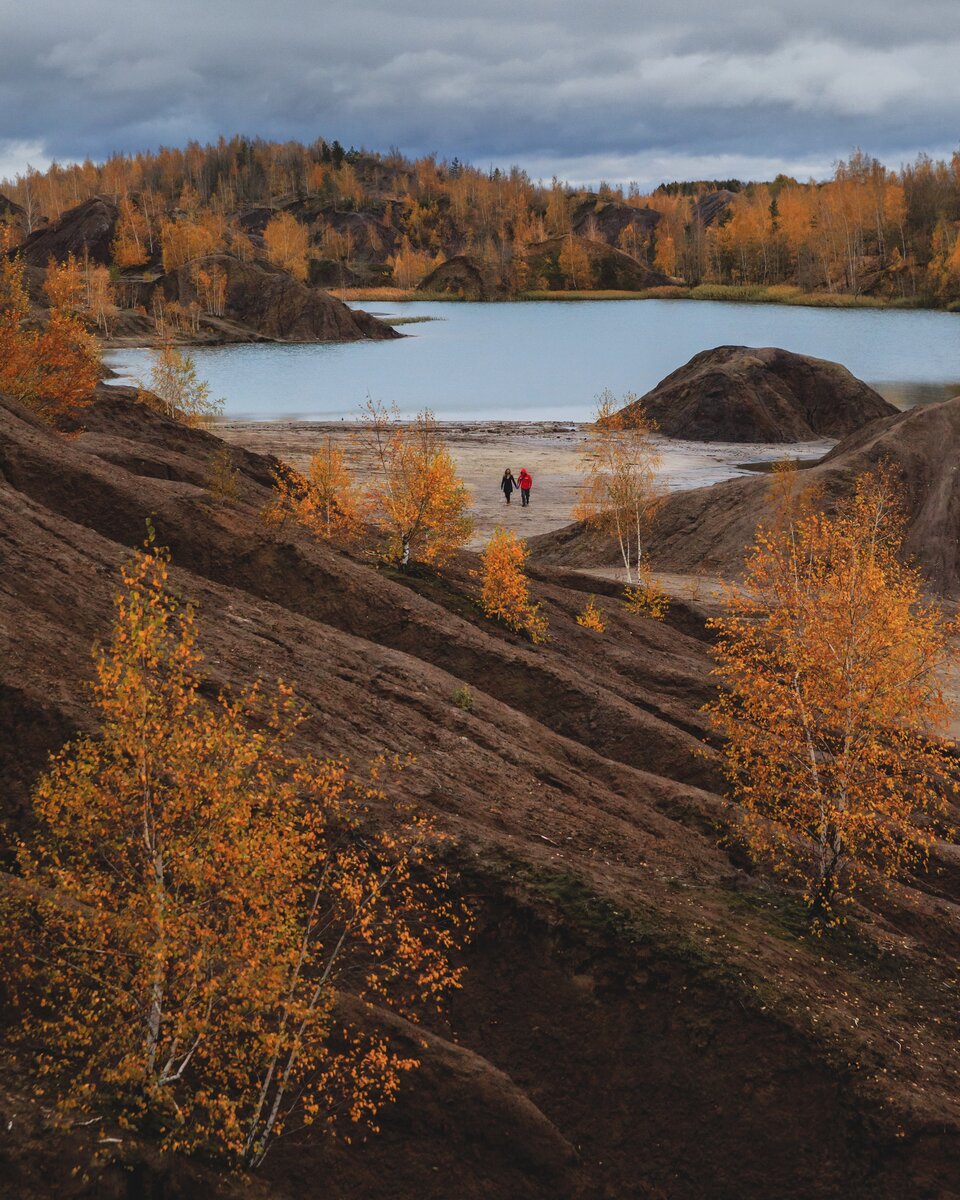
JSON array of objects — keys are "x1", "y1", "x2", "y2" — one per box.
[
  {"x1": 517, "y1": 467, "x2": 532, "y2": 507},
  {"x1": 500, "y1": 468, "x2": 518, "y2": 504}
]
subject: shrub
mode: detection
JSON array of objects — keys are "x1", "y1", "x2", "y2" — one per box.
[
  {"x1": 480, "y1": 527, "x2": 549, "y2": 643},
  {"x1": 575, "y1": 597, "x2": 607, "y2": 632}
]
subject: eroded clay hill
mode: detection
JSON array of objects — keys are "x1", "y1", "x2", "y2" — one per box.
[
  {"x1": 9, "y1": 194, "x2": 398, "y2": 345},
  {"x1": 621, "y1": 345, "x2": 897, "y2": 442},
  {"x1": 1, "y1": 390, "x2": 959, "y2": 1199},
  {"x1": 535, "y1": 395, "x2": 960, "y2": 599}
]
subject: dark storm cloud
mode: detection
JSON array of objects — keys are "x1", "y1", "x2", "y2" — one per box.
[{"x1": 1, "y1": 0, "x2": 959, "y2": 185}]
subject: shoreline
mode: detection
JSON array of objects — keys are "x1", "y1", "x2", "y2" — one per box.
[
  {"x1": 334, "y1": 285, "x2": 957, "y2": 314},
  {"x1": 216, "y1": 419, "x2": 833, "y2": 549}
]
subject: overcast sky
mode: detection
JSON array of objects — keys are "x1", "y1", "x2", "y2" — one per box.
[{"x1": 2, "y1": 0, "x2": 959, "y2": 189}]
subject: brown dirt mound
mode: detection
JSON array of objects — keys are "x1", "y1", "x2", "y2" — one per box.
[
  {"x1": 571, "y1": 196, "x2": 662, "y2": 245},
  {"x1": 621, "y1": 345, "x2": 897, "y2": 442},
  {"x1": 2, "y1": 388, "x2": 959, "y2": 1198},
  {"x1": 16, "y1": 195, "x2": 119, "y2": 267},
  {"x1": 158, "y1": 253, "x2": 400, "y2": 342},
  {"x1": 526, "y1": 236, "x2": 673, "y2": 291},
  {"x1": 418, "y1": 254, "x2": 493, "y2": 299},
  {"x1": 693, "y1": 190, "x2": 737, "y2": 228},
  {"x1": 532, "y1": 394, "x2": 960, "y2": 597}
]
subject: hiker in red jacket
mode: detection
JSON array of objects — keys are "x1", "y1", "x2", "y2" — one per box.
[{"x1": 517, "y1": 468, "x2": 532, "y2": 507}]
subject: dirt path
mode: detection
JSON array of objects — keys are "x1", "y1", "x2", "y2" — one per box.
[{"x1": 216, "y1": 420, "x2": 833, "y2": 550}]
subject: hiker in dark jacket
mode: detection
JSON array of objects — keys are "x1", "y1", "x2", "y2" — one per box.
[
  {"x1": 517, "y1": 467, "x2": 532, "y2": 506},
  {"x1": 500, "y1": 468, "x2": 518, "y2": 504}
]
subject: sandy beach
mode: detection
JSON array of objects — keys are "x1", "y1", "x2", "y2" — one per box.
[{"x1": 216, "y1": 419, "x2": 834, "y2": 550}]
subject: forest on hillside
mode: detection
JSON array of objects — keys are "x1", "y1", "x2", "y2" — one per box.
[{"x1": 3, "y1": 137, "x2": 960, "y2": 315}]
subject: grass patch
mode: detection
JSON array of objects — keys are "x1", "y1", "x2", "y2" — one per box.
[
  {"x1": 382, "y1": 315, "x2": 444, "y2": 325},
  {"x1": 333, "y1": 283, "x2": 948, "y2": 311}
]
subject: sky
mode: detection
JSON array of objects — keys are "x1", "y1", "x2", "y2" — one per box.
[{"x1": 1, "y1": 0, "x2": 959, "y2": 189}]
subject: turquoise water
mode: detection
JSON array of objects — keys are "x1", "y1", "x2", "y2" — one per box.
[{"x1": 105, "y1": 300, "x2": 960, "y2": 422}]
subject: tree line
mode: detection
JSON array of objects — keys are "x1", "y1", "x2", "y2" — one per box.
[{"x1": 3, "y1": 138, "x2": 960, "y2": 303}]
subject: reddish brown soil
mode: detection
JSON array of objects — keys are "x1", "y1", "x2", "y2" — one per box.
[{"x1": 1, "y1": 387, "x2": 959, "y2": 1199}]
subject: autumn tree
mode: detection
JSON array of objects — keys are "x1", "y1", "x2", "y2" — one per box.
[
  {"x1": 480, "y1": 526, "x2": 548, "y2": 643},
  {"x1": 706, "y1": 467, "x2": 957, "y2": 920},
  {"x1": 364, "y1": 398, "x2": 473, "y2": 566},
  {"x1": 574, "y1": 389, "x2": 662, "y2": 586},
  {"x1": 264, "y1": 211, "x2": 310, "y2": 281},
  {"x1": 263, "y1": 441, "x2": 363, "y2": 543},
  {"x1": 160, "y1": 211, "x2": 226, "y2": 271},
  {"x1": 194, "y1": 262, "x2": 228, "y2": 316},
  {"x1": 2, "y1": 533, "x2": 465, "y2": 1165},
  {"x1": 140, "y1": 343, "x2": 223, "y2": 426},
  {"x1": 0, "y1": 235, "x2": 100, "y2": 423},
  {"x1": 558, "y1": 234, "x2": 591, "y2": 289},
  {"x1": 112, "y1": 196, "x2": 152, "y2": 268}
]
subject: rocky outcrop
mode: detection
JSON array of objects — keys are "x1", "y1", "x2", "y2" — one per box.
[
  {"x1": 571, "y1": 196, "x2": 661, "y2": 246},
  {"x1": 0, "y1": 192, "x2": 26, "y2": 233},
  {"x1": 418, "y1": 255, "x2": 492, "y2": 299},
  {"x1": 621, "y1": 346, "x2": 897, "y2": 442},
  {"x1": 158, "y1": 254, "x2": 400, "y2": 342},
  {"x1": 16, "y1": 195, "x2": 119, "y2": 266}
]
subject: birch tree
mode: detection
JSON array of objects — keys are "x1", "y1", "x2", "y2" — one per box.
[
  {"x1": 4, "y1": 534, "x2": 465, "y2": 1164},
  {"x1": 706, "y1": 468, "x2": 957, "y2": 921},
  {"x1": 574, "y1": 389, "x2": 662, "y2": 586}
]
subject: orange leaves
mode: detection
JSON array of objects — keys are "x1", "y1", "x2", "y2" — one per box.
[
  {"x1": 480, "y1": 526, "x2": 548, "y2": 643},
  {"x1": 0, "y1": 238, "x2": 99, "y2": 424},
  {"x1": 112, "y1": 196, "x2": 152, "y2": 268},
  {"x1": 575, "y1": 596, "x2": 606, "y2": 633},
  {"x1": 263, "y1": 211, "x2": 310, "y2": 281},
  {"x1": 4, "y1": 530, "x2": 466, "y2": 1167},
  {"x1": 363, "y1": 397, "x2": 473, "y2": 567},
  {"x1": 706, "y1": 466, "x2": 957, "y2": 921},
  {"x1": 160, "y1": 210, "x2": 226, "y2": 272},
  {"x1": 263, "y1": 445, "x2": 364, "y2": 543}
]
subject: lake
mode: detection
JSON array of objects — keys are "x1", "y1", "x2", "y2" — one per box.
[{"x1": 105, "y1": 300, "x2": 960, "y2": 423}]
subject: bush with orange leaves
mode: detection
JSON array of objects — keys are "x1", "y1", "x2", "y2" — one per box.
[
  {"x1": 706, "y1": 467, "x2": 958, "y2": 923},
  {"x1": 0, "y1": 235, "x2": 99, "y2": 423},
  {"x1": 264, "y1": 440, "x2": 364, "y2": 543},
  {"x1": 2, "y1": 532, "x2": 466, "y2": 1166},
  {"x1": 364, "y1": 397, "x2": 473, "y2": 567},
  {"x1": 480, "y1": 526, "x2": 548, "y2": 643},
  {"x1": 575, "y1": 596, "x2": 606, "y2": 632}
]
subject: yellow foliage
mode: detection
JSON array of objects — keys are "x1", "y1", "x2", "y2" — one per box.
[
  {"x1": 575, "y1": 596, "x2": 607, "y2": 632},
  {"x1": 623, "y1": 570, "x2": 669, "y2": 620},
  {"x1": 363, "y1": 398, "x2": 473, "y2": 567},
  {"x1": 2, "y1": 532, "x2": 466, "y2": 1166},
  {"x1": 263, "y1": 211, "x2": 310, "y2": 281},
  {"x1": 480, "y1": 526, "x2": 549, "y2": 643},
  {"x1": 264, "y1": 443, "x2": 363, "y2": 543},
  {"x1": 0, "y1": 237, "x2": 99, "y2": 423},
  {"x1": 706, "y1": 466, "x2": 957, "y2": 921}
]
